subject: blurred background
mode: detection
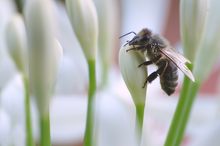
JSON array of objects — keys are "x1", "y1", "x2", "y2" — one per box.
[{"x1": 0, "y1": 0, "x2": 220, "y2": 146}]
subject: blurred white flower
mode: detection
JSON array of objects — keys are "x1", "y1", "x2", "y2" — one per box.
[
  {"x1": 119, "y1": 45, "x2": 147, "y2": 105},
  {"x1": 53, "y1": 3, "x2": 88, "y2": 95},
  {"x1": 1, "y1": 74, "x2": 25, "y2": 124},
  {"x1": 95, "y1": 92, "x2": 136, "y2": 146},
  {"x1": 181, "y1": 0, "x2": 220, "y2": 83},
  {"x1": 0, "y1": 108, "x2": 11, "y2": 146},
  {"x1": 94, "y1": 0, "x2": 119, "y2": 86},
  {"x1": 180, "y1": 0, "x2": 209, "y2": 61},
  {"x1": 25, "y1": 0, "x2": 62, "y2": 116},
  {"x1": 5, "y1": 14, "x2": 28, "y2": 75},
  {"x1": 192, "y1": 0, "x2": 220, "y2": 83},
  {"x1": 0, "y1": 0, "x2": 16, "y2": 89},
  {"x1": 66, "y1": 0, "x2": 98, "y2": 61}
]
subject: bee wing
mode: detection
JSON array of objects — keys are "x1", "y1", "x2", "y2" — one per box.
[
  {"x1": 160, "y1": 47, "x2": 195, "y2": 82},
  {"x1": 163, "y1": 47, "x2": 191, "y2": 64}
]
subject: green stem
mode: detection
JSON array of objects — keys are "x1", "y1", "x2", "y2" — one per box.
[
  {"x1": 164, "y1": 76, "x2": 200, "y2": 146},
  {"x1": 14, "y1": 0, "x2": 23, "y2": 13},
  {"x1": 40, "y1": 113, "x2": 51, "y2": 146},
  {"x1": 23, "y1": 75, "x2": 35, "y2": 146},
  {"x1": 84, "y1": 59, "x2": 96, "y2": 146},
  {"x1": 135, "y1": 103, "x2": 145, "y2": 146}
]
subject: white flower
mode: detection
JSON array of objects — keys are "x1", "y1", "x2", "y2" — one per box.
[
  {"x1": 193, "y1": 0, "x2": 220, "y2": 83},
  {"x1": 66, "y1": 0, "x2": 98, "y2": 61},
  {"x1": 94, "y1": 0, "x2": 119, "y2": 86},
  {"x1": 180, "y1": 0, "x2": 220, "y2": 83},
  {"x1": 119, "y1": 45, "x2": 147, "y2": 105},
  {"x1": 94, "y1": 0, "x2": 117, "y2": 59},
  {"x1": 0, "y1": 0, "x2": 17, "y2": 89},
  {"x1": 0, "y1": 109, "x2": 11, "y2": 145},
  {"x1": 5, "y1": 14, "x2": 28, "y2": 75},
  {"x1": 180, "y1": 0, "x2": 209, "y2": 61},
  {"x1": 25, "y1": 0, "x2": 62, "y2": 116}
]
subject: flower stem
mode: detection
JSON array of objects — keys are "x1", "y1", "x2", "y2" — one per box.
[
  {"x1": 84, "y1": 59, "x2": 96, "y2": 146},
  {"x1": 39, "y1": 112, "x2": 51, "y2": 146},
  {"x1": 14, "y1": 0, "x2": 23, "y2": 13},
  {"x1": 22, "y1": 75, "x2": 35, "y2": 146},
  {"x1": 135, "y1": 103, "x2": 145, "y2": 146},
  {"x1": 164, "y1": 76, "x2": 199, "y2": 146}
]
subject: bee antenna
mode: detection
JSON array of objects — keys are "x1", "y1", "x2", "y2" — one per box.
[
  {"x1": 119, "y1": 31, "x2": 137, "y2": 39},
  {"x1": 123, "y1": 41, "x2": 129, "y2": 46}
]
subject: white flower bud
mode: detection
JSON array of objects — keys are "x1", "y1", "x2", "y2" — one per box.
[
  {"x1": 66, "y1": 0, "x2": 98, "y2": 61},
  {"x1": 5, "y1": 14, "x2": 27, "y2": 74},
  {"x1": 25, "y1": 0, "x2": 62, "y2": 115},
  {"x1": 94, "y1": 0, "x2": 119, "y2": 86},
  {"x1": 193, "y1": 0, "x2": 220, "y2": 83},
  {"x1": 180, "y1": 0, "x2": 209, "y2": 61},
  {"x1": 119, "y1": 45, "x2": 147, "y2": 105},
  {"x1": 94, "y1": 0, "x2": 118, "y2": 64}
]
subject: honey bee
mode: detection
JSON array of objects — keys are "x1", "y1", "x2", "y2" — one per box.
[{"x1": 120, "y1": 28, "x2": 195, "y2": 95}]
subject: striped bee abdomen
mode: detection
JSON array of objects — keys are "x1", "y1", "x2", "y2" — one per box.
[{"x1": 159, "y1": 61, "x2": 178, "y2": 95}]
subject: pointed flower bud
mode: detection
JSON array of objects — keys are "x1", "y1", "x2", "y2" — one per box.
[
  {"x1": 25, "y1": 0, "x2": 62, "y2": 115},
  {"x1": 5, "y1": 14, "x2": 28, "y2": 75},
  {"x1": 94, "y1": 0, "x2": 119, "y2": 86},
  {"x1": 94, "y1": 0, "x2": 117, "y2": 59},
  {"x1": 66, "y1": 0, "x2": 98, "y2": 61},
  {"x1": 119, "y1": 45, "x2": 147, "y2": 105},
  {"x1": 193, "y1": 0, "x2": 220, "y2": 83},
  {"x1": 180, "y1": 0, "x2": 209, "y2": 61}
]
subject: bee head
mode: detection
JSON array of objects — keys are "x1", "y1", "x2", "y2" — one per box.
[{"x1": 128, "y1": 28, "x2": 152, "y2": 46}]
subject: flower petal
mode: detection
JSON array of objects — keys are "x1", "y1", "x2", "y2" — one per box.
[
  {"x1": 25, "y1": 0, "x2": 62, "y2": 115},
  {"x1": 66, "y1": 0, "x2": 98, "y2": 61},
  {"x1": 193, "y1": 0, "x2": 220, "y2": 83},
  {"x1": 180, "y1": 0, "x2": 209, "y2": 61},
  {"x1": 119, "y1": 45, "x2": 147, "y2": 105},
  {"x1": 5, "y1": 14, "x2": 27, "y2": 74}
]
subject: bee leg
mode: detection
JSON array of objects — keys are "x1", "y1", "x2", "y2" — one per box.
[
  {"x1": 142, "y1": 61, "x2": 168, "y2": 88},
  {"x1": 138, "y1": 61, "x2": 153, "y2": 67},
  {"x1": 138, "y1": 55, "x2": 162, "y2": 67},
  {"x1": 147, "y1": 72, "x2": 158, "y2": 83},
  {"x1": 126, "y1": 46, "x2": 146, "y2": 52},
  {"x1": 126, "y1": 46, "x2": 137, "y2": 52},
  {"x1": 142, "y1": 80, "x2": 148, "y2": 88},
  {"x1": 142, "y1": 72, "x2": 158, "y2": 87}
]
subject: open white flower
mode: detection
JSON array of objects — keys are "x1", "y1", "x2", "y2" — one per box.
[
  {"x1": 180, "y1": 0, "x2": 209, "y2": 61},
  {"x1": 25, "y1": 0, "x2": 62, "y2": 116},
  {"x1": 5, "y1": 14, "x2": 27, "y2": 75},
  {"x1": 119, "y1": 45, "x2": 147, "y2": 105},
  {"x1": 66, "y1": 0, "x2": 98, "y2": 61}
]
